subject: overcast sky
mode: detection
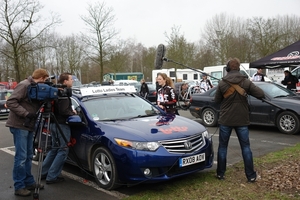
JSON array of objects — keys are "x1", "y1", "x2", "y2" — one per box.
[{"x1": 40, "y1": 0, "x2": 300, "y2": 47}]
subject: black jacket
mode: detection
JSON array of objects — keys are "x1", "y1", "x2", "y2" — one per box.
[
  {"x1": 53, "y1": 97, "x2": 75, "y2": 124},
  {"x1": 140, "y1": 82, "x2": 149, "y2": 97},
  {"x1": 157, "y1": 85, "x2": 177, "y2": 114},
  {"x1": 281, "y1": 74, "x2": 298, "y2": 90},
  {"x1": 214, "y1": 70, "x2": 265, "y2": 126}
]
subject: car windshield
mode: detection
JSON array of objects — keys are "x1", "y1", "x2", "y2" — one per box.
[
  {"x1": 258, "y1": 83, "x2": 296, "y2": 98},
  {"x1": 82, "y1": 94, "x2": 160, "y2": 121}
]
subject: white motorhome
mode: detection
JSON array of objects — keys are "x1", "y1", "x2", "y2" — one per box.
[{"x1": 152, "y1": 68, "x2": 203, "y2": 85}]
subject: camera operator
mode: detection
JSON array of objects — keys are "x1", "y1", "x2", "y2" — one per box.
[
  {"x1": 41, "y1": 73, "x2": 76, "y2": 184},
  {"x1": 6, "y1": 69, "x2": 49, "y2": 196}
]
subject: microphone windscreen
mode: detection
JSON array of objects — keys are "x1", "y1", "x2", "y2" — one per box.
[{"x1": 155, "y1": 44, "x2": 165, "y2": 69}]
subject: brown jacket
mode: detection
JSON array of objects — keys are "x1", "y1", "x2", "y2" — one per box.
[
  {"x1": 6, "y1": 77, "x2": 41, "y2": 131},
  {"x1": 214, "y1": 70, "x2": 265, "y2": 126}
]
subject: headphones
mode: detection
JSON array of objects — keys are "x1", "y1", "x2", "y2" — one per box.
[{"x1": 226, "y1": 60, "x2": 231, "y2": 72}]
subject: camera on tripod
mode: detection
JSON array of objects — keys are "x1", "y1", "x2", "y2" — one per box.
[
  {"x1": 24, "y1": 81, "x2": 72, "y2": 127},
  {"x1": 28, "y1": 81, "x2": 72, "y2": 101}
]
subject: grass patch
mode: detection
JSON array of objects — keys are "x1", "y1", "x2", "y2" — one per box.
[{"x1": 122, "y1": 143, "x2": 300, "y2": 200}]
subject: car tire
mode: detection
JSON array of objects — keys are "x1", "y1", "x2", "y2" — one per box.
[
  {"x1": 201, "y1": 108, "x2": 218, "y2": 127},
  {"x1": 92, "y1": 147, "x2": 119, "y2": 190},
  {"x1": 276, "y1": 111, "x2": 300, "y2": 135}
]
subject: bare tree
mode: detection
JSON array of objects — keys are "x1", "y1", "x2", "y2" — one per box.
[
  {"x1": 142, "y1": 46, "x2": 156, "y2": 81},
  {"x1": 107, "y1": 40, "x2": 131, "y2": 74},
  {"x1": 248, "y1": 15, "x2": 300, "y2": 60},
  {"x1": 65, "y1": 35, "x2": 85, "y2": 80},
  {"x1": 164, "y1": 26, "x2": 197, "y2": 70},
  {"x1": 201, "y1": 13, "x2": 252, "y2": 65},
  {"x1": 0, "y1": 0, "x2": 61, "y2": 81},
  {"x1": 81, "y1": 1, "x2": 118, "y2": 83}
]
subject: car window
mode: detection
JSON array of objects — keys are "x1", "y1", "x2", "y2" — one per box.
[
  {"x1": 0, "y1": 90, "x2": 13, "y2": 100},
  {"x1": 71, "y1": 97, "x2": 80, "y2": 108},
  {"x1": 82, "y1": 95, "x2": 159, "y2": 121},
  {"x1": 147, "y1": 84, "x2": 156, "y2": 90},
  {"x1": 209, "y1": 89, "x2": 216, "y2": 97}
]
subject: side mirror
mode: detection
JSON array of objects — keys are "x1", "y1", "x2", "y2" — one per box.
[
  {"x1": 75, "y1": 106, "x2": 81, "y2": 113},
  {"x1": 66, "y1": 115, "x2": 82, "y2": 124}
]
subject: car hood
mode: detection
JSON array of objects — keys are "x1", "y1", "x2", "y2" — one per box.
[
  {"x1": 271, "y1": 96, "x2": 300, "y2": 113},
  {"x1": 99, "y1": 115, "x2": 206, "y2": 141}
]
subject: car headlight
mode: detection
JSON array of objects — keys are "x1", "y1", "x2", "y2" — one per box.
[
  {"x1": 114, "y1": 138, "x2": 160, "y2": 151},
  {"x1": 202, "y1": 130, "x2": 210, "y2": 138}
]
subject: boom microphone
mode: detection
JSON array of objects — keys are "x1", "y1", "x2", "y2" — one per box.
[{"x1": 155, "y1": 44, "x2": 166, "y2": 69}]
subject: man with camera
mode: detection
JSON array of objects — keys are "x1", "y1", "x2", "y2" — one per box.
[
  {"x1": 41, "y1": 73, "x2": 76, "y2": 184},
  {"x1": 6, "y1": 69, "x2": 49, "y2": 197}
]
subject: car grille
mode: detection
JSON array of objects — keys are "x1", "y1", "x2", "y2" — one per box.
[{"x1": 159, "y1": 133, "x2": 205, "y2": 154}]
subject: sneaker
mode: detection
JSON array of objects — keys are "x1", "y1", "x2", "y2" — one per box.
[
  {"x1": 248, "y1": 175, "x2": 260, "y2": 183},
  {"x1": 217, "y1": 175, "x2": 225, "y2": 180},
  {"x1": 26, "y1": 183, "x2": 44, "y2": 190},
  {"x1": 14, "y1": 188, "x2": 31, "y2": 196},
  {"x1": 46, "y1": 177, "x2": 65, "y2": 184}
]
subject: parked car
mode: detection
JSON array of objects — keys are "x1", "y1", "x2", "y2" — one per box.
[
  {"x1": 145, "y1": 83, "x2": 157, "y2": 103},
  {"x1": 62, "y1": 85, "x2": 214, "y2": 190},
  {"x1": 0, "y1": 89, "x2": 13, "y2": 119},
  {"x1": 189, "y1": 82, "x2": 300, "y2": 135}
]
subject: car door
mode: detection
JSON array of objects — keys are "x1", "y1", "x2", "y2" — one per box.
[{"x1": 248, "y1": 95, "x2": 274, "y2": 125}]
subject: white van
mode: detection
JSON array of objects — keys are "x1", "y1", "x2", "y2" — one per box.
[{"x1": 291, "y1": 66, "x2": 300, "y2": 80}]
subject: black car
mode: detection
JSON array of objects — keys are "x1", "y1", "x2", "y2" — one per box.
[
  {"x1": 146, "y1": 83, "x2": 157, "y2": 103},
  {"x1": 189, "y1": 82, "x2": 300, "y2": 135},
  {"x1": 136, "y1": 83, "x2": 157, "y2": 104},
  {"x1": 0, "y1": 89, "x2": 13, "y2": 119}
]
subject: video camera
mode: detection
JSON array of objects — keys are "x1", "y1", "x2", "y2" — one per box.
[
  {"x1": 24, "y1": 82, "x2": 72, "y2": 127},
  {"x1": 27, "y1": 82, "x2": 72, "y2": 101}
]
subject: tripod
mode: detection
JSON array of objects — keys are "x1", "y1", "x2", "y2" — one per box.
[{"x1": 32, "y1": 100, "x2": 82, "y2": 200}]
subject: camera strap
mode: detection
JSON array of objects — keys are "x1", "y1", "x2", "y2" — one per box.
[{"x1": 222, "y1": 79, "x2": 247, "y2": 98}]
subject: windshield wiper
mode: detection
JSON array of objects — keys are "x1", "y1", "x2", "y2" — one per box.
[
  {"x1": 126, "y1": 113, "x2": 158, "y2": 120},
  {"x1": 274, "y1": 95, "x2": 289, "y2": 98}
]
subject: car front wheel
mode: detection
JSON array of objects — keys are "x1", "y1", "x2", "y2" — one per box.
[
  {"x1": 276, "y1": 111, "x2": 300, "y2": 135},
  {"x1": 92, "y1": 147, "x2": 119, "y2": 190},
  {"x1": 201, "y1": 108, "x2": 218, "y2": 127}
]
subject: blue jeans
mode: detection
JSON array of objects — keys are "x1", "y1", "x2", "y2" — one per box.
[
  {"x1": 217, "y1": 125, "x2": 256, "y2": 180},
  {"x1": 41, "y1": 123, "x2": 70, "y2": 181},
  {"x1": 10, "y1": 127, "x2": 35, "y2": 190}
]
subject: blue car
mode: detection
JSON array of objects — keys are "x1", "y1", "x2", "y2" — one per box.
[{"x1": 66, "y1": 85, "x2": 213, "y2": 190}]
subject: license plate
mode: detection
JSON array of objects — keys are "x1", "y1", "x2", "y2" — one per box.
[{"x1": 179, "y1": 153, "x2": 205, "y2": 167}]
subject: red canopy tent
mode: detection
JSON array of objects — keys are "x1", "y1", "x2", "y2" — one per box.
[{"x1": 249, "y1": 40, "x2": 300, "y2": 69}]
